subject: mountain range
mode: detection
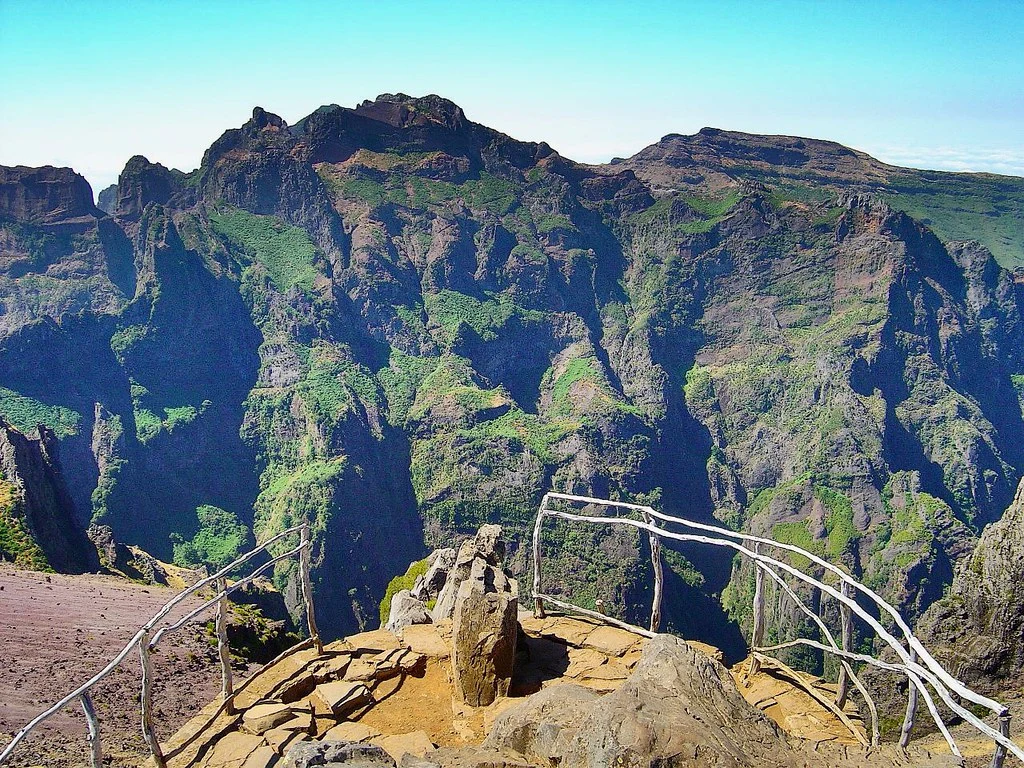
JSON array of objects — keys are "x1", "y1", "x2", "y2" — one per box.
[{"x1": 1, "y1": 93, "x2": 1022, "y2": 670}]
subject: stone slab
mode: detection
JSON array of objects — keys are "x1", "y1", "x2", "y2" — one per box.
[{"x1": 399, "y1": 624, "x2": 451, "y2": 658}]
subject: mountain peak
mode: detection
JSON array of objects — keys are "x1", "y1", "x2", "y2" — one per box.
[{"x1": 355, "y1": 92, "x2": 468, "y2": 131}]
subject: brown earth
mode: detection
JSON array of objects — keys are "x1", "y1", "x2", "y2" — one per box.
[{"x1": 0, "y1": 566, "x2": 253, "y2": 768}]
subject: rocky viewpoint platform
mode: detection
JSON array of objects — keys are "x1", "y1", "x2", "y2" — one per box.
[{"x1": 160, "y1": 613, "x2": 958, "y2": 768}]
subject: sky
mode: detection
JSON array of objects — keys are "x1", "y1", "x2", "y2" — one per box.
[{"x1": 1, "y1": 0, "x2": 1022, "y2": 195}]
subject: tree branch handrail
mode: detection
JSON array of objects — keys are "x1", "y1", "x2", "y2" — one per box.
[
  {"x1": 532, "y1": 494, "x2": 1020, "y2": 765},
  {"x1": 0, "y1": 522, "x2": 320, "y2": 767},
  {"x1": 544, "y1": 491, "x2": 1003, "y2": 716}
]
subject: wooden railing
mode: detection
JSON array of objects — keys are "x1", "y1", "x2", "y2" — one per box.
[
  {"x1": 0, "y1": 523, "x2": 322, "y2": 768},
  {"x1": 531, "y1": 492, "x2": 1020, "y2": 767}
]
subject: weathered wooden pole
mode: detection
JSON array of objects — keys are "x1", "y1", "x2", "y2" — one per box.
[
  {"x1": 836, "y1": 579, "x2": 852, "y2": 708},
  {"x1": 138, "y1": 634, "x2": 166, "y2": 768},
  {"x1": 79, "y1": 693, "x2": 101, "y2": 768},
  {"x1": 899, "y1": 647, "x2": 920, "y2": 748},
  {"x1": 299, "y1": 523, "x2": 323, "y2": 655},
  {"x1": 990, "y1": 709, "x2": 1011, "y2": 768},
  {"x1": 215, "y1": 576, "x2": 234, "y2": 713},
  {"x1": 641, "y1": 509, "x2": 664, "y2": 633},
  {"x1": 749, "y1": 545, "x2": 765, "y2": 676},
  {"x1": 532, "y1": 504, "x2": 547, "y2": 618}
]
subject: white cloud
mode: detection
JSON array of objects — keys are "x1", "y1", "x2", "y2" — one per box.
[{"x1": 868, "y1": 145, "x2": 1024, "y2": 177}]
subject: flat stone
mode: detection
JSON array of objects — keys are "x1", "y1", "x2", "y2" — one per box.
[
  {"x1": 273, "y1": 671, "x2": 318, "y2": 703},
  {"x1": 399, "y1": 624, "x2": 450, "y2": 659},
  {"x1": 371, "y1": 730, "x2": 435, "y2": 762},
  {"x1": 376, "y1": 648, "x2": 425, "y2": 676},
  {"x1": 309, "y1": 651, "x2": 352, "y2": 681},
  {"x1": 531, "y1": 617, "x2": 597, "y2": 647},
  {"x1": 240, "y1": 701, "x2": 296, "y2": 735},
  {"x1": 343, "y1": 629, "x2": 404, "y2": 654},
  {"x1": 583, "y1": 626, "x2": 640, "y2": 657},
  {"x1": 320, "y1": 720, "x2": 382, "y2": 742},
  {"x1": 579, "y1": 659, "x2": 630, "y2": 681},
  {"x1": 265, "y1": 726, "x2": 307, "y2": 755},
  {"x1": 276, "y1": 711, "x2": 314, "y2": 733},
  {"x1": 344, "y1": 658, "x2": 379, "y2": 682},
  {"x1": 563, "y1": 647, "x2": 609, "y2": 678},
  {"x1": 240, "y1": 745, "x2": 278, "y2": 768},
  {"x1": 313, "y1": 680, "x2": 373, "y2": 716},
  {"x1": 200, "y1": 732, "x2": 265, "y2": 768}
]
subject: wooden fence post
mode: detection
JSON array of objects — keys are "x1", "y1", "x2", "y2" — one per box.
[
  {"x1": 299, "y1": 523, "x2": 323, "y2": 655},
  {"x1": 990, "y1": 709, "x2": 1011, "y2": 768},
  {"x1": 79, "y1": 693, "x2": 101, "y2": 768},
  {"x1": 532, "y1": 508, "x2": 546, "y2": 618},
  {"x1": 641, "y1": 510, "x2": 664, "y2": 633},
  {"x1": 749, "y1": 544, "x2": 765, "y2": 676},
  {"x1": 836, "y1": 579, "x2": 852, "y2": 708},
  {"x1": 899, "y1": 648, "x2": 919, "y2": 748},
  {"x1": 215, "y1": 577, "x2": 234, "y2": 713},
  {"x1": 138, "y1": 634, "x2": 166, "y2": 768}
]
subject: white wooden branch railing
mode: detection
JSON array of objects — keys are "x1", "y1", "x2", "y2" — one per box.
[
  {"x1": 531, "y1": 492, "x2": 1020, "y2": 767},
  {"x1": 0, "y1": 522, "x2": 322, "y2": 768}
]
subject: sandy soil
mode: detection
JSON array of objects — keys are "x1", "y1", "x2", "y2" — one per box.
[{"x1": 0, "y1": 566, "x2": 249, "y2": 768}]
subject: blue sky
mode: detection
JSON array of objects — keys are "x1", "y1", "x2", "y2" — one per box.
[{"x1": 1, "y1": 0, "x2": 1022, "y2": 193}]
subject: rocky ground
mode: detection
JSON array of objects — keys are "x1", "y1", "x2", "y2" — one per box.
[
  {"x1": 161, "y1": 613, "x2": 961, "y2": 768},
  {"x1": 0, "y1": 567, "x2": 251, "y2": 768}
]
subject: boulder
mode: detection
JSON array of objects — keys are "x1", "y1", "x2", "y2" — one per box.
[
  {"x1": 488, "y1": 635, "x2": 789, "y2": 767},
  {"x1": 483, "y1": 685, "x2": 600, "y2": 763},
  {"x1": 451, "y1": 557, "x2": 518, "y2": 706},
  {"x1": 385, "y1": 589, "x2": 431, "y2": 633},
  {"x1": 280, "y1": 741, "x2": 397, "y2": 767}
]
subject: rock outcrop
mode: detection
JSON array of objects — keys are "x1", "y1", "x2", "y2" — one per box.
[
  {"x1": 387, "y1": 524, "x2": 520, "y2": 706},
  {"x1": 917, "y1": 477, "x2": 1024, "y2": 692},
  {"x1": 433, "y1": 526, "x2": 505, "y2": 623},
  {"x1": 0, "y1": 164, "x2": 100, "y2": 223},
  {"x1": 0, "y1": 420, "x2": 97, "y2": 572},
  {"x1": 451, "y1": 552, "x2": 518, "y2": 706}
]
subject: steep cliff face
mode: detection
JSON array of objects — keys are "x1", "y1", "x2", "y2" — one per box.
[
  {"x1": 916, "y1": 478, "x2": 1024, "y2": 692},
  {"x1": 0, "y1": 419, "x2": 97, "y2": 572},
  {"x1": 0, "y1": 95, "x2": 1020, "y2": 646}
]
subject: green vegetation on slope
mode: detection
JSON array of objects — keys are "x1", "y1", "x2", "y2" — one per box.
[
  {"x1": 424, "y1": 290, "x2": 545, "y2": 343},
  {"x1": 882, "y1": 173, "x2": 1024, "y2": 269},
  {"x1": 171, "y1": 504, "x2": 252, "y2": 570},
  {"x1": 0, "y1": 477, "x2": 50, "y2": 571},
  {"x1": 0, "y1": 388, "x2": 80, "y2": 437},
  {"x1": 209, "y1": 208, "x2": 320, "y2": 292}
]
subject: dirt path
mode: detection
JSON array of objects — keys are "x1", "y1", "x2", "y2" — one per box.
[{"x1": 0, "y1": 566, "x2": 244, "y2": 768}]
